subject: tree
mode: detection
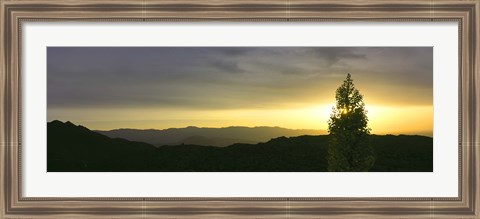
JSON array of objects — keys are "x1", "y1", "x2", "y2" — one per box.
[{"x1": 327, "y1": 73, "x2": 375, "y2": 171}]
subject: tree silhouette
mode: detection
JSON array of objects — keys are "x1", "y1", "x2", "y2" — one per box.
[{"x1": 327, "y1": 73, "x2": 375, "y2": 171}]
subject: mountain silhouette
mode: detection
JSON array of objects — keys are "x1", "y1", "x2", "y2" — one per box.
[
  {"x1": 48, "y1": 120, "x2": 158, "y2": 171},
  {"x1": 48, "y1": 120, "x2": 433, "y2": 172},
  {"x1": 95, "y1": 126, "x2": 325, "y2": 147}
]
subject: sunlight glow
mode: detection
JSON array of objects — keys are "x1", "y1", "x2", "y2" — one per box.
[
  {"x1": 302, "y1": 104, "x2": 432, "y2": 136},
  {"x1": 50, "y1": 103, "x2": 432, "y2": 137}
]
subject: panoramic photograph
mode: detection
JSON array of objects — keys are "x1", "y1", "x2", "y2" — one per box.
[{"x1": 47, "y1": 47, "x2": 433, "y2": 172}]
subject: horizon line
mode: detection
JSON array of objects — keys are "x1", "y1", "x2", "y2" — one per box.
[{"x1": 47, "y1": 119, "x2": 433, "y2": 137}]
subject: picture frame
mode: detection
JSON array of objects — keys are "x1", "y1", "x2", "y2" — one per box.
[{"x1": 1, "y1": 0, "x2": 478, "y2": 218}]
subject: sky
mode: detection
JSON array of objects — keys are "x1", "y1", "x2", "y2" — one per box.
[{"x1": 47, "y1": 47, "x2": 433, "y2": 136}]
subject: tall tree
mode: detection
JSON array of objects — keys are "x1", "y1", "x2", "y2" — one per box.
[{"x1": 327, "y1": 73, "x2": 375, "y2": 171}]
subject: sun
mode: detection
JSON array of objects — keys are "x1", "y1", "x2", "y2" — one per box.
[{"x1": 316, "y1": 103, "x2": 336, "y2": 119}]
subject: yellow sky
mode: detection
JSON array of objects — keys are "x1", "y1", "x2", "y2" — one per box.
[{"x1": 49, "y1": 103, "x2": 432, "y2": 136}]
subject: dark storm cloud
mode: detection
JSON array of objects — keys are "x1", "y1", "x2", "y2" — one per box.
[{"x1": 47, "y1": 47, "x2": 433, "y2": 110}]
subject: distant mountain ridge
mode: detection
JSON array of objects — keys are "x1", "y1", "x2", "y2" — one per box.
[
  {"x1": 95, "y1": 126, "x2": 326, "y2": 147},
  {"x1": 48, "y1": 120, "x2": 433, "y2": 172}
]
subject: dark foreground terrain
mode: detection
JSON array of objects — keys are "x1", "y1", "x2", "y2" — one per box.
[{"x1": 48, "y1": 121, "x2": 433, "y2": 172}]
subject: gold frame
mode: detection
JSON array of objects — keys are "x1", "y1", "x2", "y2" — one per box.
[{"x1": 1, "y1": 0, "x2": 479, "y2": 218}]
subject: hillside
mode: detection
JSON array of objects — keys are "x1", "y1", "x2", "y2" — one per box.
[
  {"x1": 48, "y1": 121, "x2": 433, "y2": 172},
  {"x1": 95, "y1": 126, "x2": 325, "y2": 147},
  {"x1": 48, "y1": 121, "x2": 158, "y2": 171}
]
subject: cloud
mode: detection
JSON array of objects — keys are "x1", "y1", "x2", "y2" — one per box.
[
  {"x1": 308, "y1": 47, "x2": 368, "y2": 66},
  {"x1": 47, "y1": 47, "x2": 433, "y2": 111},
  {"x1": 217, "y1": 47, "x2": 250, "y2": 56},
  {"x1": 209, "y1": 59, "x2": 246, "y2": 74}
]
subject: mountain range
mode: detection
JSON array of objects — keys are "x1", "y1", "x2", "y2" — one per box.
[
  {"x1": 48, "y1": 120, "x2": 433, "y2": 172},
  {"x1": 95, "y1": 126, "x2": 326, "y2": 147}
]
